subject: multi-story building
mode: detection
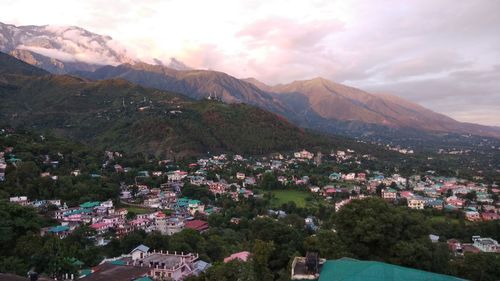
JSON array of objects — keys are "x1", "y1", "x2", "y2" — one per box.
[
  {"x1": 131, "y1": 245, "x2": 202, "y2": 280},
  {"x1": 407, "y1": 197, "x2": 425, "y2": 210},
  {"x1": 472, "y1": 236, "x2": 499, "y2": 252},
  {"x1": 156, "y1": 216, "x2": 185, "y2": 235}
]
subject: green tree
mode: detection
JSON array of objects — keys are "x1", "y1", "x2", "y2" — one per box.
[{"x1": 252, "y1": 240, "x2": 275, "y2": 281}]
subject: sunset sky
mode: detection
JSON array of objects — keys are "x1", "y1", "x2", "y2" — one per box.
[{"x1": 1, "y1": 0, "x2": 499, "y2": 126}]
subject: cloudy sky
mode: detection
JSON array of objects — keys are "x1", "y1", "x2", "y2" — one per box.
[{"x1": 1, "y1": 0, "x2": 499, "y2": 126}]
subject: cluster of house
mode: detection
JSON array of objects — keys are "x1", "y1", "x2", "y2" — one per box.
[
  {"x1": 307, "y1": 170, "x2": 499, "y2": 222},
  {"x1": 114, "y1": 148, "x2": 499, "y2": 225},
  {"x1": 7, "y1": 196, "x2": 211, "y2": 244},
  {"x1": 401, "y1": 175, "x2": 499, "y2": 221}
]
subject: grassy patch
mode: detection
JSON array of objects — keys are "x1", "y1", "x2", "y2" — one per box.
[
  {"x1": 269, "y1": 190, "x2": 312, "y2": 208},
  {"x1": 125, "y1": 206, "x2": 153, "y2": 214},
  {"x1": 428, "y1": 215, "x2": 460, "y2": 224}
]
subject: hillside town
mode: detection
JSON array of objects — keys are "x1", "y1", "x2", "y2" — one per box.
[{"x1": 1, "y1": 127, "x2": 499, "y2": 281}]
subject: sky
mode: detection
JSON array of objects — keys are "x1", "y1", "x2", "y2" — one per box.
[{"x1": 1, "y1": 0, "x2": 499, "y2": 126}]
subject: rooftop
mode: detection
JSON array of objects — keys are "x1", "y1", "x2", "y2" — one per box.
[
  {"x1": 79, "y1": 262, "x2": 149, "y2": 281},
  {"x1": 142, "y1": 253, "x2": 184, "y2": 269},
  {"x1": 318, "y1": 258, "x2": 466, "y2": 281},
  {"x1": 131, "y1": 244, "x2": 150, "y2": 253}
]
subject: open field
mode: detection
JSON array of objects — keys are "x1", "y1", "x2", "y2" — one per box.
[
  {"x1": 269, "y1": 189, "x2": 312, "y2": 208},
  {"x1": 125, "y1": 206, "x2": 154, "y2": 214}
]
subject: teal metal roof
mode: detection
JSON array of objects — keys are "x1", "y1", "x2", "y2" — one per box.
[
  {"x1": 177, "y1": 198, "x2": 189, "y2": 207},
  {"x1": 79, "y1": 269, "x2": 92, "y2": 277},
  {"x1": 80, "y1": 201, "x2": 101, "y2": 208},
  {"x1": 318, "y1": 258, "x2": 466, "y2": 281},
  {"x1": 110, "y1": 260, "x2": 127, "y2": 266},
  {"x1": 49, "y1": 225, "x2": 70, "y2": 233}
]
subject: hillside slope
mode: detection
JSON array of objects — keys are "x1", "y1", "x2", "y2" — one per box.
[
  {"x1": 0, "y1": 52, "x2": 332, "y2": 156},
  {"x1": 76, "y1": 62, "x2": 289, "y2": 115}
]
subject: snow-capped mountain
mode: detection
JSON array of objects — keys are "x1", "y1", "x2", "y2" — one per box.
[
  {"x1": 0, "y1": 21, "x2": 136, "y2": 73},
  {"x1": 0, "y1": 22, "x2": 192, "y2": 74}
]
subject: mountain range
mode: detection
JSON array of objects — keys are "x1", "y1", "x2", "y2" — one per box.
[
  {"x1": 76, "y1": 62, "x2": 500, "y2": 141},
  {"x1": 1, "y1": 21, "x2": 499, "y2": 143}
]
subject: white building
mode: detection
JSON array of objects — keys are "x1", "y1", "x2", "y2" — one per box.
[
  {"x1": 407, "y1": 197, "x2": 425, "y2": 210},
  {"x1": 10, "y1": 196, "x2": 29, "y2": 206},
  {"x1": 472, "y1": 236, "x2": 499, "y2": 253},
  {"x1": 236, "y1": 172, "x2": 246, "y2": 180},
  {"x1": 156, "y1": 217, "x2": 185, "y2": 235}
]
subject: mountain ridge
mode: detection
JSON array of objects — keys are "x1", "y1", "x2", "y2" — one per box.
[
  {"x1": 245, "y1": 76, "x2": 500, "y2": 138},
  {"x1": 76, "y1": 62, "x2": 290, "y2": 116}
]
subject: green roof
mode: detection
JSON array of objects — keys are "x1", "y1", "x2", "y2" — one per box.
[
  {"x1": 80, "y1": 201, "x2": 101, "y2": 208},
  {"x1": 318, "y1": 258, "x2": 466, "y2": 281}
]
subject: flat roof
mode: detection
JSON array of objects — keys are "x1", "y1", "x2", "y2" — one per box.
[{"x1": 142, "y1": 253, "x2": 184, "y2": 269}]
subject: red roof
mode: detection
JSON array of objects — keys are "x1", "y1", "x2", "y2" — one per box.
[
  {"x1": 185, "y1": 220, "x2": 209, "y2": 232},
  {"x1": 91, "y1": 222, "x2": 111, "y2": 229},
  {"x1": 155, "y1": 211, "x2": 166, "y2": 218},
  {"x1": 481, "y1": 212, "x2": 500, "y2": 220},
  {"x1": 224, "y1": 251, "x2": 251, "y2": 263},
  {"x1": 325, "y1": 188, "x2": 336, "y2": 194}
]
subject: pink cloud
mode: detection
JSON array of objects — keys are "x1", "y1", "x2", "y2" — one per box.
[{"x1": 237, "y1": 17, "x2": 344, "y2": 50}]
